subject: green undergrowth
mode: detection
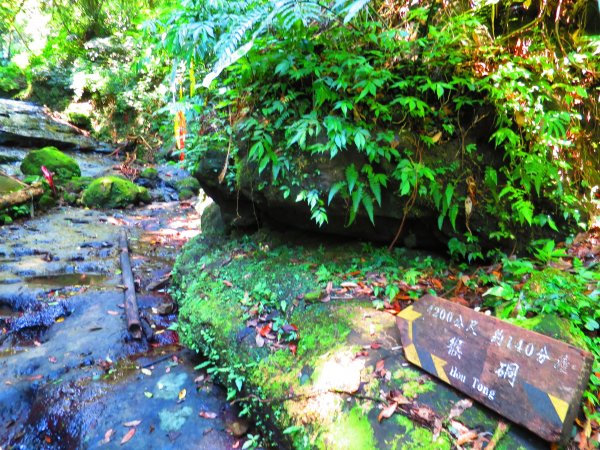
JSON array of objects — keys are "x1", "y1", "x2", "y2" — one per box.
[
  {"x1": 479, "y1": 245, "x2": 600, "y2": 419},
  {"x1": 171, "y1": 227, "x2": 595, "y2": 448},
  {"x1": 171, "y1": 230, "x2": 453, "y2": 448}
]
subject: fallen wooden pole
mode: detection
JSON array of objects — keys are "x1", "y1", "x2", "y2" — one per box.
[
  {"x1": 119, "y1": 229, "x2": 142, "y2": 339},
  {"x1": 0, "y1": 183, "x2": 44, "y2": 210}
]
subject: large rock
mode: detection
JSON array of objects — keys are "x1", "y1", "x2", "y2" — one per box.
[
  {"x1": 193, "y1": 129, "x2": 501, "y2": 251},
  {"x1": 81, "y1": 176, "x2": 150, "y2": 209},
  {"x1": 0, "y1": 99, "x2": 102, "y2": 150},
  {"x1": 20, "y1": 146, "x2": 81, "y2": 180},
  {"x1": 173, "y1": 231, "x2": 551, "y2": 450}
]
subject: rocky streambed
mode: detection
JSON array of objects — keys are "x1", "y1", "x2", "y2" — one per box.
[{"x1": 0, "y1": 145, "x2": 250, "y2": 449}]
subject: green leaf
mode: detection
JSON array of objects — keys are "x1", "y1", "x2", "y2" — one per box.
[
  {"x1": 483, "y1": 284, "x2": 514, "y2": 300},
  {"x1": 258, "y1": 156, "x2": 270, "y2": 174},
  {"x1": 362, "y1": 195, "x2": 375, "y2": 225},
  {"x1": 328, "y1": 181, "x2": 345, "y2": 205},
  {"x1": 341, "y1": 0, "x2": 370, "y2": 23},
  {"x1": 283, "y1": 425, "x2": 304, "y2": 435},
  {"x1": 368, "y1": 174, "x2": 382, "y2": 206},
  {"x1": 444, "y1": 185, "x2": 454, "y2": 207},
  {"x1": 585, "y1": 318, "x2": 599, "y2": 331},
  {"x1": 345, "y1": 164, "x2": 359, "y2": 194}
]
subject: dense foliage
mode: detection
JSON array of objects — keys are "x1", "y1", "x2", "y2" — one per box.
[
  {"x1": 151, "y1": 0, "x2": 599, "y2": 259},
  {"x1": 0, "y1": 0, "x2": 172, "y2": 147}
]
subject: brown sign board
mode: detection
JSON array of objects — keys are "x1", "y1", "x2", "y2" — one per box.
[{"x1": 397, "y1": 295, "x2": 594, "y2": 442}]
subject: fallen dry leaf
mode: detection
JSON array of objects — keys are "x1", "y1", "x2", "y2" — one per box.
[
  {"x1": 258, "y1": 323, "x2": 272, "y2": 337},
  {"x1": 456, "y1": 431, "x2": 478, "y2": 446},
  {"x1": 289, "y1": 343, "x2": 297, "y2": 355},
  {"x1": 222, "y1": 280, "x2": 233, "y2": 287},
  {"x1": 388, "y1": 391, "x2": 410, "y2": 405},
  {"x1": 432, "y1": 418, "x2": 443, "y2": 442},
  {"x1": 448, "y1": 296, "x2": 470, "y2": 306},
  {"x1": 378, "y1": 402, "x2": 398, "y2": 422},
  {"x1": 103, "y1": 428, "x2": 114, "y2": 444},
  {"x1": 255, "y1": 333, "x2": 265, "y2": 347},
  {"x1": 199, "y1": 411, "x2": 217, "y2": 419},
  {"x1": 194, "y1": 375, "x2": 205, "y2": 384},
  {"x1": 448, "y1": 398, "x2": 473, "y2": 421},
  {"x1": 486, "y1": 421, "x2": 508, "y2": 450},
  {"x1": 120, "y1": 428, "x2": 135, "y2": 445},
  {"x1": 415, "y1": 406, "x2": 436, "y2": 423},
  {"x1": 122, "y1": 420, "x2": 141, "y2": 427}
]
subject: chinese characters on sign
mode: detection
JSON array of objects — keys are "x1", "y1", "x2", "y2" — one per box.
[
  {"x1": 429, "y1": 302, "x2": 576, "y2": 390},
  {"x1": 398, "y1": 295, "x2": 595, "y2": 443}
]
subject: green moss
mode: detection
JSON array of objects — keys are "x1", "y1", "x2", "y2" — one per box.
[
  {"x1": 63, "y1": 176, "x2": 93, "y2": 194},
  {"x1": 140, "y1": 167, "x2": 159, "y2": 180},
  {"x1": 81, "y1": 176, "x2": 150, "y2": 208},
  {"x1": 66, "y1": 111, "x2": 92, "y2": 130},
  {"x1": 507, "y1": 314, "x2": 588, "y2": 349},
  {"x1": 38, "y1": 192, "x2": 57, "y2": 210},
  {"x1": 327, "y1": 406, "x2": 377, "y2": 450},
  {"x1": 174, "y1": 176, "x2": 200, "y2": 195},
  {"x1": 20, "y1": 146, "x2": 81, "y2": 180},
  {"x1": 178, "y1": 188, "x2": 194, "y2": 200}
]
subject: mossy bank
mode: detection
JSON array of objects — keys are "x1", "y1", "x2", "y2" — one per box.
[{"x1": 172, "y1": 227, "x2": 551, "y2": 449}]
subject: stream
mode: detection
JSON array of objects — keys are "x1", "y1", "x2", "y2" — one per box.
[{"x1": 0, "y1": 147, "x2": 246, "y2": 449}]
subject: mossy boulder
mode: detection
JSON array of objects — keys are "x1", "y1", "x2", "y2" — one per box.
[
  {"x1": 140, "y1": 167, "x2": 159, "y2": 180},
  {"x1": 81, "y1": 176, "x2": 150, "y2": 209},
  {"x1": 172, "y1": 231, "x2": 547, "y2": 450},
  {"x1": 174, "y1": 176, "x2": 200, "y2": 198},
  {"x1": 20, "y1": 146, "x2": 81, "y2": 180}
]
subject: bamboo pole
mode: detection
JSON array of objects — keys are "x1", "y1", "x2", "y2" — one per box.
[{"x1": 119, "y1": 229, "x2": 142, "y2": 339}]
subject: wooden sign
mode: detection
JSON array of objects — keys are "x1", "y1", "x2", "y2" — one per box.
[{"x1": 397, "y1": 295, "x2": 594, "y2": 442}]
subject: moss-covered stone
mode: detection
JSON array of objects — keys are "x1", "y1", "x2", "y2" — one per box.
[
  {"x1": 140, "y1": 167, "x2": 159, "y2": 180},
  {"x1": 172, "y1": 231, "x2": 548, "y2": 450},
  {"x1": 38, "y1": 192, "x2": 57, "y2": 210},
  {"x1": 20, "y1": 146, "x2": 81, "y2": 180},
  {"x1": 178, "y1": 189, "x2": 194, "y2": 200},
  {"x1": 174, "y1": 176, "x2": 200, "y2": 196},
  {"x1": 63, "y1": 176, "x2": 94, "y2": 195},
  {"x1": 81, "y1": 176, "x2": 150, "y2": 209}
]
